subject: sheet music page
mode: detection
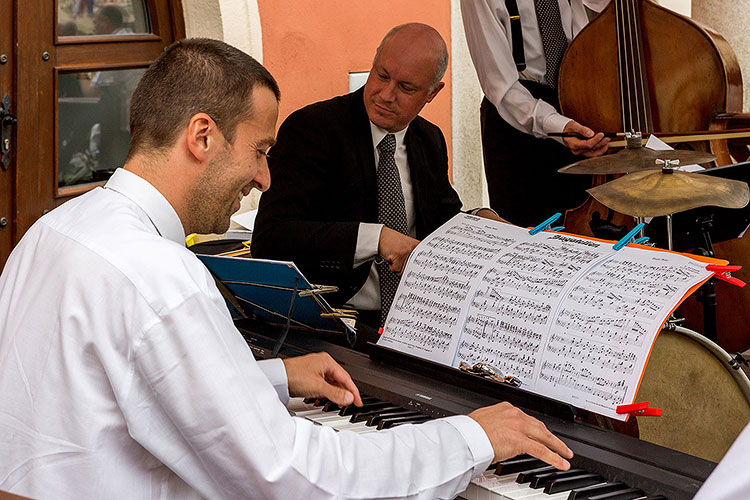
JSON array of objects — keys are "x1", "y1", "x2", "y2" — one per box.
[
  {"x1": 378, "y1": 214, "x2": 714, "y2": 419},
  {"x1": 378, "y1": 214, "x2": 530, "y2": 365}
]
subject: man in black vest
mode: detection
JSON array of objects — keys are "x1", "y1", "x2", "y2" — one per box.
[{"x1": 461, "y1": 0, "x2": 611, "y2": 228}]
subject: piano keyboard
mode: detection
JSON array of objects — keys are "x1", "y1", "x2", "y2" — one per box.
[{"x1": 288, "y1": 396, "x2": 665, "y2": 500}]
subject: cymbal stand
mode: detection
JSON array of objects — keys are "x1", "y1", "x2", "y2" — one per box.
[{"x1": 693, "y1": 215, "x2": 718, "y2": 342}]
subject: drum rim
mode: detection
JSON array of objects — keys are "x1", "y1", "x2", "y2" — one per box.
[{"x1": 665, "y1": 324, "x2": 750, "y2": 404}]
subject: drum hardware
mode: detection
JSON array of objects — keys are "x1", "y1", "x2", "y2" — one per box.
[
  {"x1": 730, "y1": 352, "x2": 748, "y2": 371},
  {"x1": 557, "y1": 133, "x2": 716, "y2": 175}
]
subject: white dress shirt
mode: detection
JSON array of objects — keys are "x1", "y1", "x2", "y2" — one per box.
[
  {"x1": 347, "y1": 123, "x2": 412, "y2": 311},
  {"x1": 0, "y1": 167, "x2": 493, "y2": 499},
  {"x1": 693, "y1": 423, "x2": 750, "y2": 500},
  {"x1": 460, "y1": 0, "x2": 609, "y2": 137}
]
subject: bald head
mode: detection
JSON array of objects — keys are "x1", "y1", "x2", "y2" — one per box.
[{"x1": 374, "y1": 23, "x2": 449, "y2": 91}]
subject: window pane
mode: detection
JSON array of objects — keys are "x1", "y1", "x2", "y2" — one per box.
[
  {"x1": 57, "y1": 1, "x2": 150, "y2": 37},
  {"x1": 58, "y1": 68, "x2": 146, "y2": 188}
]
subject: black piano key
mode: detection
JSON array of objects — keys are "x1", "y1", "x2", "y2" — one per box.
[
  {"x1": 545, "y1": 473, "x2": 605, "y2": 494},
  {"x1": 517, "y1": 465, "x2": 556, "y2": 483},
  {"x1": 495, "y1": 456, "x2": 545, "y2": 476},
  {"x1": 350, "y1": 406, "x2": 404, "y2": 423},
  {"x1": 530, "y1": 469, "x2": 587, "y2": 489},
  {"x1": 368, "y1": 410, "x2": 421, "y2": 426},
  {"x1": 568, "y1": 482, "x2": 627, "y2": 500},
  {"x1": 376, "y1": 414, "x2": 431, "y2": 430},
  {"x1": 640, "y1": 497, "x2": 667, "y2": 500},
  {"x1": 339, "y1": 401, "x2": 392, "y2": 416},
  {"x1": 588, "y1": 488, "x2": 646, "y2": 500},
  {"x1": 302, "y1": 397, "x2": 317, "y2": 404},
  {"x1": 322, "y1": 401, "x2": 341, "y2": 412}
]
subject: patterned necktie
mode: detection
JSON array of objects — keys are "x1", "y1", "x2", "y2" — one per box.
[
  {"x1": 376, "y1": 133, "x2": 407, "y2": 326},
  {"x1": 534, "y1": 0, "x2": 569, "y2": 88}
]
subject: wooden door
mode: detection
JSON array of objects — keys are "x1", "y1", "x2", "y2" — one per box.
[
  {"x1": 0, "y1": 0, "x2": 15, "y2": 264},
  {"x1": 1, "y1": 0, "x2": 184, "y2": 267}
]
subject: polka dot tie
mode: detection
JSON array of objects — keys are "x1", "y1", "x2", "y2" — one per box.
[
  {"x1": 534, "y1": 0, "x2": 569, "y2": 88},
  {"x1": 376, "y1": 133, "x2": 407, "y2": 326}
]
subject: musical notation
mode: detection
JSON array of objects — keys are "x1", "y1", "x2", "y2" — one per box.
[
  {"x1": 539, "y1": 360, "x2": 627, "y2": 405},
  {"x1": 392, "y1": 292, "x2": 460, "y2": 327},
  {"x1": 553, "y1": 308, "x2": 647, "y2": 347},
  {"x1": 378, "y1": 213, "x2": 714, "y2": 419},
  {"x1": 402, "y1": 270, "x2": 470, "y2": 303}
]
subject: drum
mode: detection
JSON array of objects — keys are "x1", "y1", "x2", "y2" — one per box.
[{"x1": 636, "y1": 325, "x2": 750, "y2": 462}]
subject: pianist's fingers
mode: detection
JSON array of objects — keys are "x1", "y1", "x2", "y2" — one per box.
[
  {"x1": 283, "y1": 352, "x2": 364, "y2": 408},
  {"x1": 468, "y1": 401, "x2": 573, "y2": 470}
]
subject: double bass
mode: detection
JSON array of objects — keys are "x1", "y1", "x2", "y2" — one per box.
[{"x1": 556, "y1": 0, "x2": 750, "y2": 352}]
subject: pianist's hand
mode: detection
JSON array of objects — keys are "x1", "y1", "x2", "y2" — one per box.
[
  {"x1": 378, "y1": 227, "x2": 420, "y2": 277},
  {"x1": 469, "y1": 402, "x2": 573, "y2": 470},
  {"x1": 283, "y1": 352, "x2": 364, "y2": 407}
]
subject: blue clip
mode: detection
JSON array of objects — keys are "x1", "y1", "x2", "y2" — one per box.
[
  {"x1": 529, "y1": 213, "x2": 562, "y2": 235},
  {"x1": 613, "y1": 223, "x2": 646, "y2": 251},
  {"x1": 634, "y1": 236, "x2": 650, "y2": 245},
  {"x1": 550, "y1": 225, "x2": 566, "y2": 232}
]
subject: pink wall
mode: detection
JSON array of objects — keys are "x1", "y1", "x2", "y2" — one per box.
[{"x1": 256, "y1": 1, "x2": 453, "y2": 174}]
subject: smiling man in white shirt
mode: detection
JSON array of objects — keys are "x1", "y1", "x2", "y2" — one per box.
[{"x1": 0, "y1": 38, "x2": 572, "y2": 500}]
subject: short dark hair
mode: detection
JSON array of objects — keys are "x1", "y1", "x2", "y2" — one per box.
[
  {"x1": 127, "y1": 38, "x2": 280, "y2": 159},
  {"x1": 98, "y1": 6, "x2": 124, "y2": 28}
]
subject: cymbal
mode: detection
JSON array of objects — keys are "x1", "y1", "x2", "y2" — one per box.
[
  {"x1": 587, "y1": 169, "x2": 749, "y2": 217},
  {"x1": 558, "y1": 147, "x2": 716, "y2": 175}
]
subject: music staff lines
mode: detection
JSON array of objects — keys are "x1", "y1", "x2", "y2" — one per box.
[
  {"x1": 412, "y1": 250, "x2": 484, "y2": 279},
  {"x1": 553, "y1": 308, "x2": 648, "y2": 347},
  {"x1": 514, "y1": 240, "x2": 604, "y2": 265},
  {"x1": 387, "y1": 316, "x2": 452, "y2": 353},
  {"x1": 444, "y1": 224, "x2": 516, "y2": 248},
  {"x1": 495, "y1": 251, "x2": 582, "y2": 279},
  {"x1": 545, "y1": 333, "x2": 637, "y2": 374},
  {"x1": 425, "y1": 236, "x2": 497, "y2": 261},
  {"x1": 483, "y1": 268, "x2": 567, "y2": 299},
  {"x1": 539, "y1": 361, "x2": 627, "y2": 405},
  {"x1": 393, "y1": 292, "x2": 461, "y2": 327},
  {"x1": 567, "y1": 285, "x2": 662, "y2": 320},
  {"x1": 402, "y1": 270, "x2": 470, "y2": 302},
  {"x1": 457, "y1": 340, "x2": 536, "y2": 381},
  {"x1": 471, "y1": 290, "x2": 551, "y2": 325}
]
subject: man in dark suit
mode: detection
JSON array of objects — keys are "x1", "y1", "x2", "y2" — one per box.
[{"x1": 253, "y1": 23, "x2": 501, "y2": 337}]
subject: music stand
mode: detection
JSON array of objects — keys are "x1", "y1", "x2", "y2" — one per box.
[{"x1": 645, "y1": 161, "x2": 750, "y2": 341}]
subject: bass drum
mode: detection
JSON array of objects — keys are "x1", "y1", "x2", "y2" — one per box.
[{"x1": 636, "y1": 326, "x2": 750, "y2": 462}]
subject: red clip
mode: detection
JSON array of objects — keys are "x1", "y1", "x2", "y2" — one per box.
[
  {"x1": 706, "y1": 264, "x2": 746, "y2": 288},
  {"x1": 616, "y1": 401, "x2": 662, "y2": 417},
  {"x1": 378, "y1": 327, "x2": 384, "y2": 336}
]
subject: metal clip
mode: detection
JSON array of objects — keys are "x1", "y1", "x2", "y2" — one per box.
[{"x1": 459, "y1": 362, "x2": 522, "y2": 387}]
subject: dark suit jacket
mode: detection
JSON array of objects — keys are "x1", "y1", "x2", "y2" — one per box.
[{"x1": 252, "y1": 87, "x2": 463, "y2": 307}]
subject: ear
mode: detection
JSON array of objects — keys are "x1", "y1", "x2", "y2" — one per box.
[
  {"x1": 185, "y1": 113, "x2": 220, "y2": 163},
  {"x1": 425, "y1": 81, "x2": 445, "y2": 103}
]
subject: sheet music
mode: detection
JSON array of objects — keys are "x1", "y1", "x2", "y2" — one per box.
[{"x1": 379, "y1": 214, "x2": 714, "y2": 419}]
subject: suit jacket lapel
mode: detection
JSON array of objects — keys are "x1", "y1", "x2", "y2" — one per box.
[{"x1": 349, "y1": 88, "x2": 378, "y2": 222}]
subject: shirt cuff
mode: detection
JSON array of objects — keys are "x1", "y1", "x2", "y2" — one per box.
[
  {"x1": 543, "y1": 114, "x2": 573, "y2": 143},
  {"x1": 468, "y1": 207, "x2": 499, "y2": 218},
  {"x1": 353, "y1": 223, "x2": 383, "y2": 267},
  {"x1": 257, "y1": 358, "x2": 290, "y2": 404},
  {"x1": 442, "y1": 415, "x2": 495, "y2": 477}
]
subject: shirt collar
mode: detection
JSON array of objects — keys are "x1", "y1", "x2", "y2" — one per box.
[
  {"x1": 369, "y1": 121, "x2": 408, "y2": 152},
  {"x1": 104, "y1": 168, "x2": 186, "y2": 245}
]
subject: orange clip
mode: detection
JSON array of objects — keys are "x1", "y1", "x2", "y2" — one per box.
[
  {"x1": 706, "y1": 264, "x2": 746, "y2": 288},
  {"x1": 616, "y1": 401, "x2": 662, "y2": 417}
]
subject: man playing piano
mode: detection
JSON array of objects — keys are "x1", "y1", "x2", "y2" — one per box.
[
  {"x1": 252, "y1": 24, "x2": 504, "y2": 338},
  {"x1": 0, "y1": 38, "x2": 571, "y2": 499}
]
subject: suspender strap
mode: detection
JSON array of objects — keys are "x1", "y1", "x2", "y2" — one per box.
[{"x1": 505, "y1": 0, "x2": 526, "y2": 71}]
